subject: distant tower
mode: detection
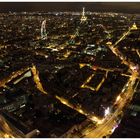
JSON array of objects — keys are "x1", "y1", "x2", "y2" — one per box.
[
  {"x1": 80, "y1": 7, "x2": 87, "y2": 23},
  {"x1": 41, "y1": 20, "x2": 47, "y2": 40},
  {"x1": 131, "y1": 22, "x2": 138, "y2": 30}
]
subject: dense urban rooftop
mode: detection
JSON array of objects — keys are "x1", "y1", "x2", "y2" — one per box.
[{"x1": 0, "y1": 9, "x2": 140, "y2": 138}]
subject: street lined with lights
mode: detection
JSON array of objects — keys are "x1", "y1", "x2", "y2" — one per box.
[{"x1": 82, "y1": 23, "x2": 140, "y2": 138}]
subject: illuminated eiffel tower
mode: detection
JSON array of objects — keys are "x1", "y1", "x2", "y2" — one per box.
[{"x1": 80, "y1": 7, "x2": 87, "y2": 23}]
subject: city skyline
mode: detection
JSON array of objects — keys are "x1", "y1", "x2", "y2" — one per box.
[
  {"x1": 0, "y1": 2, "x2": 140, "y2": 13},
  {"x1": 0, "y1": 2, "x2": 140, "y2": 138}
]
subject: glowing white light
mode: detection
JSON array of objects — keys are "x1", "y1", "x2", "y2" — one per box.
[
  {"x1": 131, "y1": 65, "x2": 139, "y2": 72},
  {"x1": 112, "y1": 124, "x2": 118, "y2": 133},
  {"x1": 61, "y1": 100, "x2": 67, "y2": 105},
  {"x1": 104, "y1": 107, "x2": 110, "y2": 116},
  {"x1": 116, "y1": 95, "x2": 121, "y2": 102},
  {"x1": 78, "y1": 109, "x2": 84, "y2": 114},
  {"x1": 45, "y1": 55, "x2": 48, "y2": 58}
]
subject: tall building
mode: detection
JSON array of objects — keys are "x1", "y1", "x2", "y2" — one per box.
[
  {"x1": 41, "y1": 20, "x2": 47, "y2": 40},
  {"x1": 80, "y1": 7, "x2": 87, "y2": 23}
]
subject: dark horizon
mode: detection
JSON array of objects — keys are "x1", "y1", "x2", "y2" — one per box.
[{"x1": 0, "y1": 2, "x2": 140, "y2": 13}]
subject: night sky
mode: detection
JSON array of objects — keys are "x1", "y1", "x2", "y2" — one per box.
[{"x1": 0, "y1": 2, "x2": 140, "y2": 13}]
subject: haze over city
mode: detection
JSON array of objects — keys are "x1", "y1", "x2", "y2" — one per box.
[{"x1": 0, "y1": 2, "x2": 140, "y2": 13}]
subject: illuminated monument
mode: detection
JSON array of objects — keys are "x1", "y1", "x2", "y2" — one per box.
[
  {"x1": 41, "y1": 20, "x2": 48, "y2": 40},
  {"x1": 131, "y1": 22, "x2": 138, "y2": 30},
  {"x1": 80, "y1": 7, "x2": 87, "y2": 23}
]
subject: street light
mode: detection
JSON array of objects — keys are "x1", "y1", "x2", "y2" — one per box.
[
  {"x1": 78, "y1": 109, "x2": 84, "y2": 114},
  {"x1": 116, "y1": 95, "x2": 121, "y2": 102}
]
